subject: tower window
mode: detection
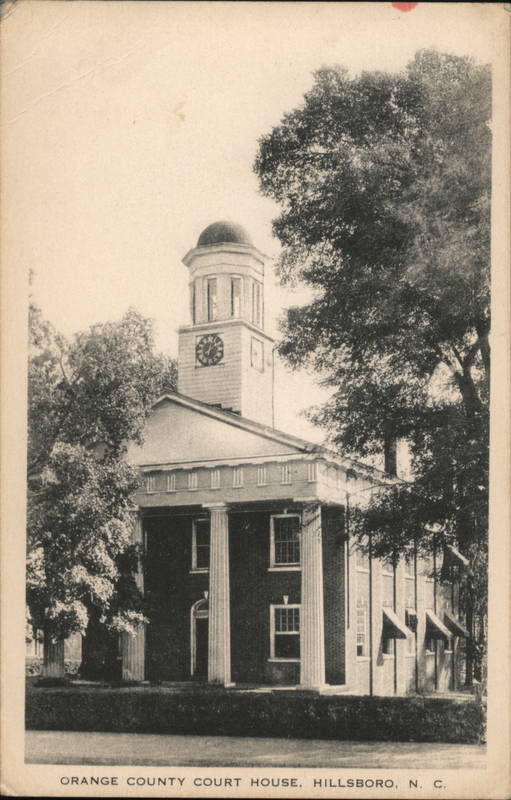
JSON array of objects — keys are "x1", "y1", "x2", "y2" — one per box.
[
  {"x1": 230, "y1": 276, "x2": 242, "y2": 317},
  {"x1": 251, "y1": 280, "x2": 263, "y2": 327},
  {"x1": 191, "y1": 280, "x2": 197, "y2": 324},
  {"x1": 206, "y1": 277, "x2": 217, "y2": 321}
]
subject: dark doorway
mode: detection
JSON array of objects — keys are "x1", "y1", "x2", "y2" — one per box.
[{"x1": 194, "y1": 616, "x2": 208, "y2": 680}]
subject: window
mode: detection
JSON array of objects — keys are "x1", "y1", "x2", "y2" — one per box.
[
  {"x1": 188, "y1": 471, "x2": 198, "y2": 491},
  {"x1": 230, "y1": 276, "x2": 242, "y2": 317},
  {"x1": 271, "y1": 514, "x2": 300, "y2": 567},
  {"x1": 270, "y1": 605, "x2": 300, "y2": 660},
  {"x1": 206, "y1": 277, "x2": 217, "y2": 321},
  {"x1": 145, "y1": 473, "x2": 156, "y2": 492},
  {"x1": 425, "y1": 634, "x2": 436, "y2": 654},
  {"x1": 210, "y1": 468, "x2": 221, "y2": 489},
  {"x1": 192, "y1": 518, "x2": 210, "y2": 571},
  {"x1": 405, "y1": 608, "x2": 418, "y2": 632},
  {"x1": 257, "y1": 465, "x2": 267, "y2": 486},
  {"x1": 356, "y1": 599, "x2": 368, "y2": 657},
  {"x1": 382, "y1": 636, "x2": 395, "y2": 656},
  {"x1": 191, "y1": 280, "x2": 197, "y2": 323},
  {"x1": 281, "y1": 463, "x2": 292, "y2": 484},
  {"x1": 405, "y1": 609, "x2": 417, "y2": 654},
  {"x1": 307, "y1": 462, "x2": 317, "y2": 482},
  {"x1": 166, "y1": 473, "x2": 176, "y2": 492},
  {"x1": 251, "y1": 279, "x2": 263, "y2": 327}
]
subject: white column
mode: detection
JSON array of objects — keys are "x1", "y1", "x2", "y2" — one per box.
[
  {"x1": 121, "y1": 510, "x2": 145, "y2": 681},
  {"x1": 300, "y1": 503, "x2": 326, "y2": 689},
  {"x1": 207, "y1": 504, "x2": 232, "y2": 685}
]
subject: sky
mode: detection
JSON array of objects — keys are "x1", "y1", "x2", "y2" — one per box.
[{"x1": 2, "y1": 1, "x2": 499, "y2": 444}]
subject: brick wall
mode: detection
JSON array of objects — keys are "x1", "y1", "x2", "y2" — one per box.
[{"x1": 229, "y1": 509, "x2": 301, "y2": 686}]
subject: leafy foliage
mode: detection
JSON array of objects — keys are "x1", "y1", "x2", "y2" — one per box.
[
  {"x1": 27, "y1": 305, "x2": 177, "y2": 643},
  {"x1": 255, "y1": 50, "x2": 490, "y2": 678}
]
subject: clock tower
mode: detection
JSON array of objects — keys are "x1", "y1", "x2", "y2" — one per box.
[{"x1": 177, "y1": 221, "x2": 275, "y2": 427}]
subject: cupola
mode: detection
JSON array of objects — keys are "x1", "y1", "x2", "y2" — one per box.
[{"x1": 177, "y1": 222, "x2": 275, "y2": 426}]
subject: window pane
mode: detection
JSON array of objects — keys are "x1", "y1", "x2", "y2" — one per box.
[
  {"x1": 275, "y1": 634, "x2": 300, "y2": 659},
  {"x1": 191, "y1": 280, "x2": 197, "y2": 323},
  {"x1": 276, "y1": 606, "x2": 299, "y2": 633},
  {"x1": 207, "y1": 278, "x2": 217, "y2": 321},
  {"x1": 231, "y1": 277, "x2": 241, "y2": 317},
  {"x1": 195, "y1": 520, "x2": 210, "y2": 569},
  {"x1": 196, "y1": 545, "x2": 209, "y2": 569},
  {"x1": 274, "y1": 517, "x2": 300, "y2": 564},
  {"x1": 356, "y1": 602, "x2": 367, "y2": 657}
]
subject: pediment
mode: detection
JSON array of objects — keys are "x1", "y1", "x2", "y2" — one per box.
[{"x1": 127, "y1": 394, "x2": 307, "y2": 468}]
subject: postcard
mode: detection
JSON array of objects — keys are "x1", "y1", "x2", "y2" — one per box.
[{"x1": 1, "y1": 2, "x2": 509, "y2": 798}]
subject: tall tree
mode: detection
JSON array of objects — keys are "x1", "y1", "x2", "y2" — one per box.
[
  {"x1": 27, "y1": 305, "x2": 177, "y2": 678},
  {"x1": 255, "y1": 50, "x2": 490, "y2": 681}
]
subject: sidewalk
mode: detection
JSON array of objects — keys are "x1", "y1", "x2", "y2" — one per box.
[{"x1": 26, "y1": 731, "x2": 486, "y2": 769}]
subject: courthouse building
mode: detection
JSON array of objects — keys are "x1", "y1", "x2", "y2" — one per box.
[{"x1": 120, "y1": 221, "x2": 469, "y2": 695}]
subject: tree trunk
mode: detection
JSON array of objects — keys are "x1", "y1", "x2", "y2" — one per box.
[
  {"x1": 42, "y1": 634, "x2": 65, "y2": 678},
  {"x1": 455, "y1": 369, "x2": 482, "y2": 418}
]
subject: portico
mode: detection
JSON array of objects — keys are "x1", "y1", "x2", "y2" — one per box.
[{"x1": 123, "y1": 486, "x2": 349, "y2": 690}]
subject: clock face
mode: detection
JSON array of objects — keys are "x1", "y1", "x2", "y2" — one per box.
[
  {"x1": 196, "y1": 334, "x2": 224, "y2": 366},
  {"x1": 251, "y1": 337, "x2": 264, "y2": 371}
]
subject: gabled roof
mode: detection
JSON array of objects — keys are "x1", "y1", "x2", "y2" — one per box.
[{"x1": 138, "y1": 390, "x2": 396, "y2": 485}]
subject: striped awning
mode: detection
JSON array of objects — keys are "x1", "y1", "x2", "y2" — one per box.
[
  {"x1": 382, "y1": 608, "x2": 413, "y2": 639},
  {"x1": 426, "y1": 609, "x2": 453, "y2": 641},
  {"x1": 444, "y1": 611, "x2": 470, "y2": 638}
]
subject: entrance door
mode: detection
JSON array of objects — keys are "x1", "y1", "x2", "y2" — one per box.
[
  {"x1": 191, "y1": 598, "x2": 209, "y2": 680},
  {"x1": 194, "y1": 617, "x2": 208, "y2": 680}
]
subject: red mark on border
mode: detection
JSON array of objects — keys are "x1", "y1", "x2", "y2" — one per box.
[{"x1": 392, "y1": 2, "x2": 418, "y2": 11}]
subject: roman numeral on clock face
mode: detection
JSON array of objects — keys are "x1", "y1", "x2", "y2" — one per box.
[{"x1": 196, "y1": 334, "x2": 224, "y2": 366}]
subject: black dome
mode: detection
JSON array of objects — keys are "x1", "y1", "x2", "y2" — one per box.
[{"x1": 197, "y1": 221, "x2": 252, "y2": 248}]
